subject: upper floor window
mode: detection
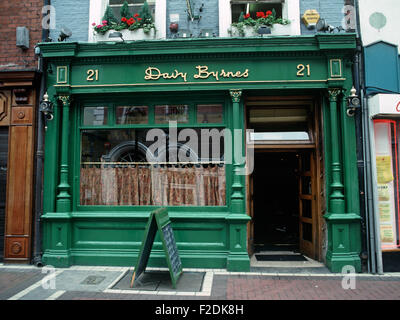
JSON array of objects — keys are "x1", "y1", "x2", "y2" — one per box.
[
  {"x1": 231, "y1": 0, "x2": 283, "y2": 23},
  {"x1": 108, "y1": 0, "x2": 155, "y2": 20}
]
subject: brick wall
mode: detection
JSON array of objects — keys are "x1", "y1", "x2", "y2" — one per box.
[
  {"x1": 49, "y1": 0, "x2": 90, "y2": 43},
  {"x1": 0, "y1": 0, "x2": 43, "y2": 71},
  {"x1": 166, "y1": 0, "x2": 219, "y2": 38}
]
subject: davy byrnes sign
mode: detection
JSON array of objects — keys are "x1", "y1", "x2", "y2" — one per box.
[{"x1": 144, "y1": 65, "x2": 249, "y2": 82}]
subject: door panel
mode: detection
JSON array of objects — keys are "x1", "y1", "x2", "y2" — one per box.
[{"x1": 299, "y1": 152, "x2": 316, "y2": 259}]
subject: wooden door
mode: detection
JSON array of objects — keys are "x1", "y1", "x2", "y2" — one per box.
[
  {"x1": 0, "y1": 127, "x2": 8, "y2": 260},
  {"x1": 298, "y1": 152, "x2": 316, "y2": 259}
]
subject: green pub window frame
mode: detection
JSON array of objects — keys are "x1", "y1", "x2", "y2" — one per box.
[{"x1": 77, "y1": 99, "x2": 229, "y2": 210}]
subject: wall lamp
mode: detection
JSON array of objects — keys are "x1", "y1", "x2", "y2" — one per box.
[
  {"x1": 40, "y1": 92, "x2": 54, "y2": 122},
  {"x1": 347, "y1": 86, "x2": 361, "y2": 117}
]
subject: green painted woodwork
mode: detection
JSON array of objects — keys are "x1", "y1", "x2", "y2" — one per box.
[{"x1": 39, "y1": 34, "x2": 361, "y2": 272}]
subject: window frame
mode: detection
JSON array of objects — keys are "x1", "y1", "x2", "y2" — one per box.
[
  {"x1": 219, "y1": 0, "x2": 300, "y2": 37},
  {"x1": 88, "y1": 0, "x2": 166, "y2": 41}
]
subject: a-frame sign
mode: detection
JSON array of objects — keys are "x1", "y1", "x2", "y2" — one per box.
[{"x1": 131, "y1": 208, "x2": 182, "y2": 289}]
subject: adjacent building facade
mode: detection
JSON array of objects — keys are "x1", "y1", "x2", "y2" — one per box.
[
  {"x1": 358, "y1": 0, "x2": 400, "y2": 273},
  {"x1": 0, "y1": 0, "x2": 43, "y2": 264}
]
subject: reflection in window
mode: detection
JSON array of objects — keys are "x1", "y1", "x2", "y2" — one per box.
[
  {"x1": 197, "y1": 104, "x2": 223, "y2": 124},
  {"x1": 231, "y1": 0, "x2": 283, "y2": 23},
  {"x1": 83, "y1": 106, "x2": 108, "y2": 126},
  {"x1": 116, "y1": 106, "x2": 148, "y2": 124},
  {"x1": 109, "y1": 0, "x2": 155, "y2": 20},
  {"x1": 155, "y1": 105, "x2": 189, "y2": 123},
  {"x1": 80, "y1": 128, "x2": 226, "y2": 206}
]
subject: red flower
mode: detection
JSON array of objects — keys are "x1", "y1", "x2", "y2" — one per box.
[
  {"x1": 134, "y1": 13, "x2": 139, "y2": 18},
  {"x1": 121, "y1": 17, "x2": 127, "y2": 22},
  {"x1": 256, "y1": 12, "x2": 265, "y2": 18},
  {"x1": 127, "y1": 18, "x2": 135, "y2": 25},
  {"x1": 137, "y1": 17, "x2": 142, "y2": 21},
  {"x1": 265, "y1": 10, "x2": 272, "y2": 16},
  {"x1": 244, "y1": 13, "x2": 250, "y2": 19}
]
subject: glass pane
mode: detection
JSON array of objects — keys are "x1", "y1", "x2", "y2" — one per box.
[
  {"x1": 374, "y1": 120, "x2": 400, "y2": 250},
  {"x1": 301, "y1": 153, "x2": 311, "y2": 172},
  {"x1": 250, "y1": 132, "x2": 309, "y2": 141},
  {"x1": 83, "y1": 106, "x2": 108, "y2": 126},
  {"x1": 197, "y1": 104, "x2": 223, "y2": 124},
  {"x1": 231, "y1": 3, "x2": 282, "y2": 22},
  {"x1": 80, "y1": 128, "x2": 226, "y2": 206},
  {"x1": 248, "y1": 107, "x2": 309, "y2": 132},
  {"x1": 116, "y1": 106, "x2": 148, "y2": 124},
  {"x1": 155, "y1": 105, "x2": 189, "y2": 124},
  {"x1": 301, "y1": 176, "x2": 312, "y2": 195},
  {"x1": 302, "y1": 222, "x2": 312, "y2": 242},
  {"x1": 301, "y1": 199, "x2": 312, "y2": 218}
]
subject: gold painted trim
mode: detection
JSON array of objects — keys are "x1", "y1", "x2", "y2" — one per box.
[
  {"x1": 57, "y1": 66, "x2": 68, "y2": 84},
  {"x1": 54, "y1": 79, "x2": 338, "y2": 88},
  {"x1": 329, "y1": 59, "x2": 342, "y2": 78}
]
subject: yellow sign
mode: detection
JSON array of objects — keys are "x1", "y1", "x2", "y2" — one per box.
[
  {"x1": 376, "y1": 155, "x2": 394, "y2": 184},
  {"x1": 378, "y1": 202, "x2": 392, "y2": 223},
  {"x1": 302, "y1": 9, "x2": 320, "y2": 28},
  {"x1": 380, "y1": 225, "x2": 395, "y2": 243}
]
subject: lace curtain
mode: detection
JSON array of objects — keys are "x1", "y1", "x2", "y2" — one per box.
[{"x1": 80, "y1": 165, "x2": 226, "y2": 206}]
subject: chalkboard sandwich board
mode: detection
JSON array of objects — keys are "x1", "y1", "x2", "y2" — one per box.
[{"x1": 131, "y1": 208, "x2": 182, "y2": 289}]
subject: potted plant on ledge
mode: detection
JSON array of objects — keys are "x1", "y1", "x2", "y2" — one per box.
[
  {"x1": 93, "y1": 0, "x2": 156, "y2": 41},
  {"x1": 228, "y1": 9, "x2": 290, "y2": 37}
]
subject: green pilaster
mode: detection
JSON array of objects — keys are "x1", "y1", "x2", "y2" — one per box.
[
  {"x1": 227, "y1": 89, "x2": 250, "y2": 271},
  {"x1": 324, "y1": 89, "x2": 361, "y2": 273},
  {"x1": 56, "y1": 95, "x2": 72, "y2": 212}
]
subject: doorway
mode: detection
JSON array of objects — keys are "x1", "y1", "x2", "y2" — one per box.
[
  {"x1": 251, "y1": 150, "x2": 317, "y2": 260},
  {"x1": 253, "y1": 152, "x2": 300, "y2": 252}
]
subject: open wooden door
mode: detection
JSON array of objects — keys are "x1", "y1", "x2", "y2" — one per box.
[{"x1": 298, "y1": 152, "x2": 317, "y2": 259}]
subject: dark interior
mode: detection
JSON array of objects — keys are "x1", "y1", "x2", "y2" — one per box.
[{"x1": 253, "y1": 152, "x2": 299, "y2": 252}]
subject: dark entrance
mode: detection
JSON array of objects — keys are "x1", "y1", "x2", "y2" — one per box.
[
  {"x1": 0, "y1": 127, "x2": 8, "y2": 261},
  {"x1": 253, "y1": 151, "x2": 299, "y2": 252}
]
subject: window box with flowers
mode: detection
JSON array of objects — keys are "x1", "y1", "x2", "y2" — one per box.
[
  {"x1": 228, "y1": 9, "x2": 290, "y2": 37},
  {"x1": 93, "y1": 1, "x2": 156, "y2": 41}
]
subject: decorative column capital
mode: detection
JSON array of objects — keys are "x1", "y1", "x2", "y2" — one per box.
[
  {"x1": 328, "y1": 89, "x2": 341, "y2": 102},
  {"x1": 58, "y1": 95, "x2": 71, "y2": 106},
  {"x1": 229, "y1": 89, "x2": 242, "y2": 103}
]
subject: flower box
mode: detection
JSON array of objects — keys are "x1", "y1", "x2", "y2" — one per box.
[
  {"x1": 94, "y1": 28, "x2": 156, "y2": 42},
  {"x1": 271, "y1": 23, "x2": 291, "y2": 36}
]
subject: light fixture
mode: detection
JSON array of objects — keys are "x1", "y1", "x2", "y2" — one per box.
[
  {"x1": 317, "y1": 19, "x2": 344, "y2": 33},
  {"x1": 58, "y1": 27, "x2": 72, "y2": 42},
  {"x1": 40, "y1": 92, "x2": 54, "y2": 122},
  {"x1": 347, "y1": 86, "x2": 361, "y2": 117},
  {"x1": 109, "y1": 31, "x2": 124, "y2": 42}
]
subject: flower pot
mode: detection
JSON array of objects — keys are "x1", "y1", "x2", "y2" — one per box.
[
  {"x1": 271, "y1": 24, "x2": 291, "y2": 36},
  {"x1": 94, "y1": 28, "x2": 156, "y2": 42},
  {"x1": 229, "y1": 26, "x2": 259, "y2": 37}
]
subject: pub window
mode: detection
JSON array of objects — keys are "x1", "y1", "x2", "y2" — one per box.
[
  {"x1": 109, "y1": 0, "x2": 155, "y2": 20},
  {"x1": 79, "y1": 103, "x2": 226, "y2": 207},
  {"x1": 373, "y1": 120, "x2": 400, "y2": 251},
  {"x1": 231, "y1": 0, "x2": 284, "y2": 23}
]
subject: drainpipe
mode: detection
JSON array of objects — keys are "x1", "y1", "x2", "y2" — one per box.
[
  {"x1": 353, "y1": 39, "x2": 369, "y2": 272},
  {"x1": 32, "y1": 0, "x2": 50, "y2": 267}
]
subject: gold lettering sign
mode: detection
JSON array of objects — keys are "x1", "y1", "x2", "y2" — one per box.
[{"x1": 144, "y1": 66, "x2": 249, "y2": 82}]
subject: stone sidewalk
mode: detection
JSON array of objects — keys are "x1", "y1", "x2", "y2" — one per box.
[{"x1": 1, "y1": 264, "x2": 400, "y2": 300}]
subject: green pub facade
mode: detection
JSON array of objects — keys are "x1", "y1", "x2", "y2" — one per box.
[{"x1": 38, "y1": 34, "x2": 362, "y2": 272}]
